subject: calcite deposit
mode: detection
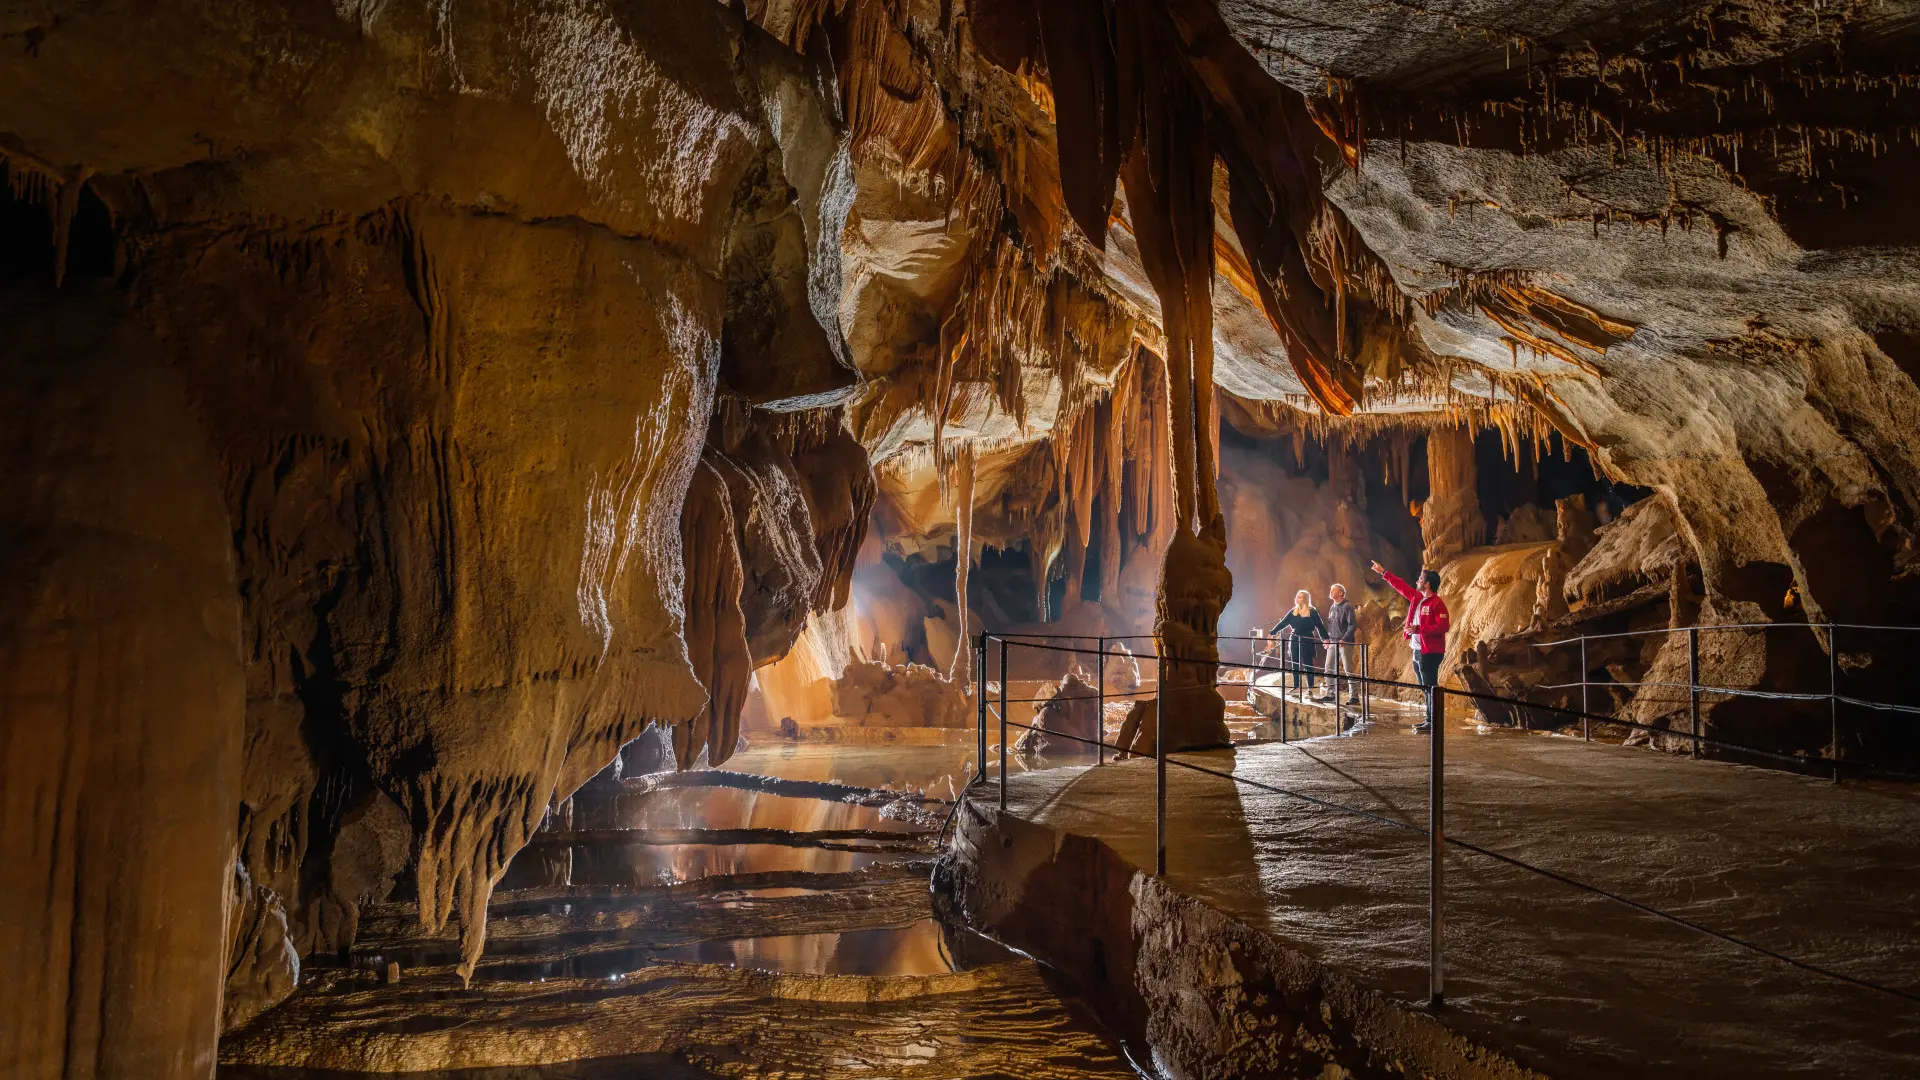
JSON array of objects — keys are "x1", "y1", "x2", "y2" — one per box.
[{"x1": 4, "y1": 0, "x2": 1919, "y2": 1075}]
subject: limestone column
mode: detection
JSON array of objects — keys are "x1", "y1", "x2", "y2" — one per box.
[
  {"x1": 0, "y1": 300, "x2": 244, "y2": 1079},
  {"x1": 1422, "y1": 425, "x2": 1486, "y2": 567}
]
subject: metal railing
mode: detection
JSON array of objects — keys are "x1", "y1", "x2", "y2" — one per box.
[
  {"x1": 1248, "y1": 632, "x2": 1376, "y2": 737},
  {"x1": 964, "y1": 630, "x2": 1920, "y2": 1012},
  {"x1": 1523, "y1": 622, "x2": 1920, "y2": 780}
]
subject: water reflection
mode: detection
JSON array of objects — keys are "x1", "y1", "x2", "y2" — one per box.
[
  {"x1": 222, "y1": 1056, "x2": 722, "y2": 1080},
  {"x1": 566, "y1": 840, "x2": 897, "y2": 886},
  {"x1": 716, "y1": 734, "x2": 983, "y2": 794},
  {"x1": 226, "y1": 725, "x2": 1133, "y2": 1079},
  {"x1": 472, "y1": 918, "x2": 1014, "y2": 982}
]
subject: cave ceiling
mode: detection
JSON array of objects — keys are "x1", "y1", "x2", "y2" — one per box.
[
  {"x1": 3, "y1": 0, "x2": 1915, "y2": 726},
  {"x1": 800, "y1": 0, "x2": 1920, "y2": 614}
]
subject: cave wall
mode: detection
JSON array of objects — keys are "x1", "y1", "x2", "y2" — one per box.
[
  {"x1": 0, "y1": 1, "x2": 868, "y2": 1070},
  {"x1": 0, "y1": 295, "x2": 244, "y2": 1080}
]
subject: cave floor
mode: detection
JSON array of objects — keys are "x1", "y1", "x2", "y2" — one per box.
[
  {"x1": 219, "y1": 732, "x2": 1136, "y2": 1079},
  {"x1": 978, "y1": 713, "x2": 1920, "y2": 1079}
]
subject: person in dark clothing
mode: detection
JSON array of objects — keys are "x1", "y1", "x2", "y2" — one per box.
[
  {"x1": 1371, "y1": 561, "x2": 1451, "y2": 734},
  {"x1": 1314, "y1": 583, "x2": 1360, "y2": 705},
  {"x1": 1269, "y1": 590, "x2": 1327, "y2": 693}
]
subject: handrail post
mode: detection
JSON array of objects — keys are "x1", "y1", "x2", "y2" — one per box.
[
  {"x1": 998, "y1": 637, "x2": 1009, "y2": 813},
  {"x1": 1580, "y1": 636, "x2": 1590, "y2": 742},
  {"x1": 1362, "y1": 642, "x2": 1370, "y2": 729},
  {"x1": 1828, "y1": 623, "x2": 1840, "y2": 784},
  {"x1": 1155, "y1": 673, "x2": 1167, "y2": 877},
  {"x1": 1280, "y1": 641, "x2": 1290, "y2": 743},
  {"x1": 1096, "y1": 636, "x2": 1107, "y2": 765},
  {"x1": 1428, "y1": 686, "x2": 1446, "y2": 1009},
  {"x1": 1688, "y1": 626, "x2": 1702, "y2": 758},
  {"x1": 976, "y1": 631, "x2": 988, "y2": 783}
]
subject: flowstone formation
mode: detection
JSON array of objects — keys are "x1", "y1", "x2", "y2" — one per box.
[{"x1": 2, "y1": 4, "x2": 870, "y2": 1072}]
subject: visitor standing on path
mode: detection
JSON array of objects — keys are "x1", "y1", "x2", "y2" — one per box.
[
  {"x1": 1314, "y1": 583, "x2": 1360, "y2": 706},
  {"x1": 1270, "y1": 590, "x2": 1327, "y2": 694},
  {"x1": 1371, "y1": 561, "x2": 1450, "y2": 734}
]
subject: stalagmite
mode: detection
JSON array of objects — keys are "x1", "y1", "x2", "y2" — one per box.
[{"x1": 1116, "y1": 51, "x2": 1232, "y2": 751}]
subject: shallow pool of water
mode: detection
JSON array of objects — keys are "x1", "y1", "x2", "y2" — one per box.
[{"x1": 473, "y1": 917, "x2": 1012, "y2": 982}]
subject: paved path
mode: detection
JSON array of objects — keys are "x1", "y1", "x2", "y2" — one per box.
[{"x1": 992, "y1": 713, "x2": 1920, "y2": 1078}]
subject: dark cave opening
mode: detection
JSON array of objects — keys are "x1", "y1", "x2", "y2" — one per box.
[
  {"x1": 1217, "y1": 418, "x2": 1651, "y2": 568},
  {"x1": 0, "y1": 169, "x2": 117, "y2": 285},
  {"x1": 1471, "y1": 428, "x2": 1653, "y2": 542}
]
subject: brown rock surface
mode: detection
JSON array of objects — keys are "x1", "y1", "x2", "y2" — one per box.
[
  {"x1": 7, "y1": 0, "x2": 1920, "y2": 1072},
  {"x1": 2, "y1": 1, "x2": 869, "y2": 1059},
  {"x1": 0, "y1": 297, "x2": 244, "y2": 1079},
  {"x1": 1016, "y1": 672, "x2": 1104, "y2": 756}
]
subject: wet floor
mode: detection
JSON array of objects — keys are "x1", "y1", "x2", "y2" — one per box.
[
  {"x1": 219, "y1": 729, "x2": 1136, "y2": 1078},
  {"x1": 982, "y1": 710, "x2": 1920, "y2": 1078}
]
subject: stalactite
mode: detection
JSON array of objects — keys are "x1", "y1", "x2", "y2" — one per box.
[
  {"x1": 1036, "y1": 0, "x2": 1127, "y2": 249},
  {"x1": 676, "y1": 461, "x2": 752, "y2": 770},
  {"x1": 1398, "y1": 431, "x2": 1412, "y2": 508},
  {"x1": 50, "y1": 166, "x2": 94, "y2": 289},
  {"x1": 840, "y1": 0, "x2": 959, "y2": 191},
  {"x1": 947, "y1": 443, "x2": 977, "y2": 688},
  {"x1": 1120, "y1": 63, "x2": 1216, "y2": 536},
  {"x1": 1098, "y1": 380, "x2": 1125, "y2": 603},
  {"x1": 778, "y1": 412, "x2": 876, "y2": 615}
]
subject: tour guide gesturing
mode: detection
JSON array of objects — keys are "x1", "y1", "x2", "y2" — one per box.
[{"x1": 1371, "y1": 560, "x2": 1451, "y2": 735}]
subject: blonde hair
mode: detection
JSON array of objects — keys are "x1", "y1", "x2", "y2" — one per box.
[{"x1": 1293, "y1": 590, "x2": 1313, "y2": 615}]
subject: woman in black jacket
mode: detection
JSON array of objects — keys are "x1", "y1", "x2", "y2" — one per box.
[{"x1": 1269, "y1": 590, "x2": 1327, "y2": 691}]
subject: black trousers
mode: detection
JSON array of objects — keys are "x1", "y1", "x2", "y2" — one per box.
[
  {"x1": 1288, "y1": 642, "x2": 1317, "y2": 687},
  {"x1": 1415, "y1": 651, "x2": 1443, "y2": 688}
]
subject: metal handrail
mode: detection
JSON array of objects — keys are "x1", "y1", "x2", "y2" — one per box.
[
  {"x1": 1532, "y1": 621, "x2": 1920, "y2": 646},
  {"x1": 1525, "y1": 621, "x2": 1920, "y2": 777},
  {"x1": 967, "y1": 630, "x2": 1920, "y2": 1012}
]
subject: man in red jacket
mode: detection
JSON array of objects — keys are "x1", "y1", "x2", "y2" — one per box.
[{"x1": 1371, "y1": 560, "x2": 1451, "y2": 734}]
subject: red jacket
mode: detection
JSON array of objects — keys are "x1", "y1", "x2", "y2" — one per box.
[{"x1": 1382, "y1": 570, "x2": 1450, "y2": 655}]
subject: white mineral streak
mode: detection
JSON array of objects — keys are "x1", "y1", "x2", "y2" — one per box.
[
  {"x1": 527, "y1": 0, "x2": 754, "y2": 215},
  {"x1": 579, "y1": 286, "x2": 720, "y2": 654},
  {"x1": 715, "y1": 443, "x2": 827, "y2": 613}
]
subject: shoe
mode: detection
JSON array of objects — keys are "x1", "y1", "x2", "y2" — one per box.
[
  {"x1": 1413, "y1": 721, "x2": 1432, "y2": 735},
  {"x1": 1311, "y1": 693, "x2": 1333, "y2": 703},
  {"x1": 1346, "y1": 697, "x2": 1361, "y2": 706}
]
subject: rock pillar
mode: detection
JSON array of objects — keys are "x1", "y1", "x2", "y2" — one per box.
[
  {"x1": 1422, "y1": 425, "x2": 1486, "y2": 567},
  {"x1": 0, "y1": 300, "x2": 244, "y2": 1079}
]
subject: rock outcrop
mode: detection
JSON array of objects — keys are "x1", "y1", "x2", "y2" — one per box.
[
  {"x1": 1, "y1": 296, "x2": 244, "y2": 1080},
  {"x1": 2, "y1": 3, "x2": 868, "y2": 1066},
  {"x1": 1015, "y1": 672, "x2": 1104, "y2": 756}
]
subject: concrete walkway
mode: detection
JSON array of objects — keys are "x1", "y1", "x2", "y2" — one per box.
[{"x1": 982, "y1": 713, "x2": 1920, "y2": 1078}]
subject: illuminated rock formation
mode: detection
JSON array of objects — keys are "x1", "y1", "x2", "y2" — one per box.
[
  {"x1": 1, "y1": 3, "x2": 868, "y2": 1062},
  {"x1": 6, "y1": 0, "x2": 1920, "y2": 1072},
  {"x1": 1421, "y1": 425, "x2": 1486, "y2": 568},
  {"x1": 1, "y1": 299, "x2": 243, "y2": 1080},
  {"x1": 830, "y1": 659, "x2": 971, "y2": 729},
  {"x1": 1016, "y1": 672, "x2": 1104, "y2": 756}
]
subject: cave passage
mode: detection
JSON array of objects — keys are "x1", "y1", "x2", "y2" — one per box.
[{"x1": 6, "y1": 0, "x2": 1920, "y2": 1077}]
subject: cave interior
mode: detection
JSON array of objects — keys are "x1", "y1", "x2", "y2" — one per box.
[{"x1": 4, "y1": 0, "x2": 1920, "y2": 1077}]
